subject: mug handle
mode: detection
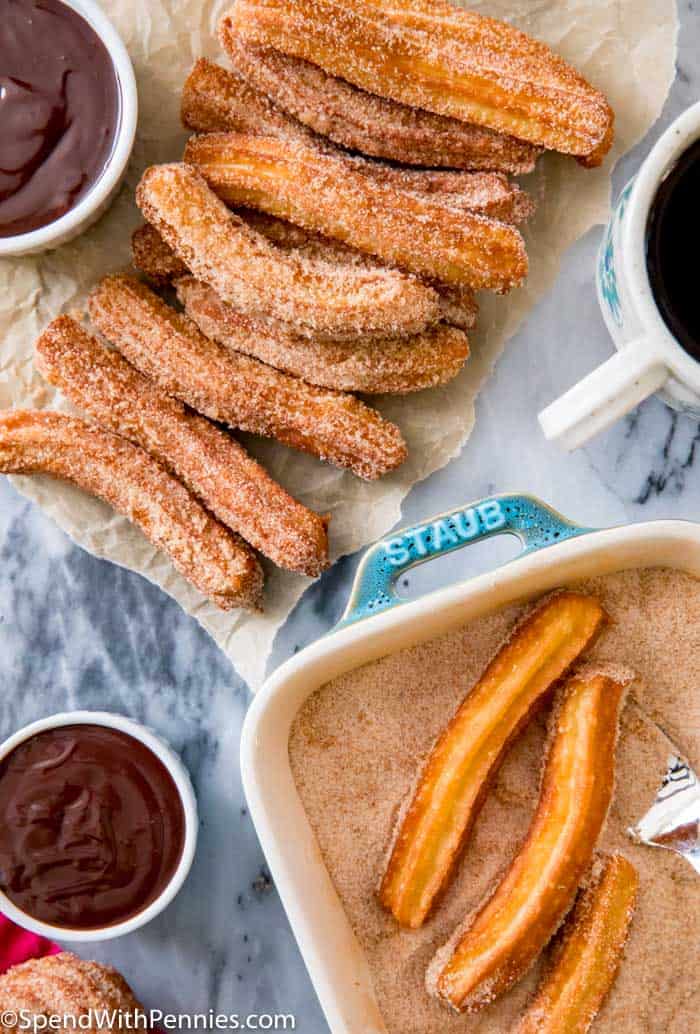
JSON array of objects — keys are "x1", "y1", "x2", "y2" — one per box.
[
  {"x1": 337, "y1": 493, "x2": 592, "y2": 628},
  {"x1": 538, "y1": 340, "x2": 668, "y2": 451}
]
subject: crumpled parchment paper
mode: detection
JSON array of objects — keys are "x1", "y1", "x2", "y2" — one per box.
[{"x1": 0, "y1": 1, "x2": 678, "y2": 690}]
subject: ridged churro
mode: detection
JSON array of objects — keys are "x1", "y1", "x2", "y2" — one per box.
[
  {"x1": 184, "y1": 133, "x2": 528, "y2": 291},
  {"x1": 176, "y1": 276, "x2": 470, "y2": 394},
  {"x1": 35, "y1": 316, "x2": 329, "y2": 576},
  {"x1": 132, "y1": 220, "x2": 479, "y2": 332},
  {"x1": 379, "y1": 593, "x2": 606, "y2": 930},
  {"x1": 517, "y1": 853, "x2": 638, "y2": 1034},
  {"x1": 430, "y1": 664, "x2": 632, "y2": 1013},
  {"x1": 218, "y1": 27, "x2": 540, "y2": 172},
  {"x1": 88, "y1": 275, "x2": 407, "y2": 480},
  {"x1": 136, "y1": 163, "x2": 440, "y2": 339},
  {"x1": 0, "y1": 410, "x2": 263, "y2": 611},
  {"x1": 227, "y1": 0, "x2": 614, "y2": 165}
]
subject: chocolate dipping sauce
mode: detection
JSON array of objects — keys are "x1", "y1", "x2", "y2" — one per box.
[
  {"x1": 0, "y1": 724, "x2": 186, "y2": 929},
  {"x1": 0, "y1": 0, "x2": 121, "y2": 238}
]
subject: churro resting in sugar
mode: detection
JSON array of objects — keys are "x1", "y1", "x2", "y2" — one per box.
[
  {"x1": 176, "y1": 276, "x2": 470, "y2": 394},
  {"x1": 35, "y1": 317, "x2": 329, "y2": 576},
  {"x1": 227, "y1": 0, "x2": 614, "y2": 166},
  {"x1": 516, "y1": 853, "x2": 638, "y2": 1034},
  {"x1": 184, "y1": 133, "x2": 528, "y2": 291},
  {"x1": 89, "y1": 276, "x2": 407, "y2": 481},
  {"x1": 430, "y1": 665, "x2": 633, "y2": 1013},
  {"x1": 136, "y1": 163, "x2": 440, "y2": 339},
  {"x1": 217, "y1": 29, "x2": 540, "y2": 172},
  {"x1": 379, "y1": 593, "x2": 607, "y2": 930},
  {"x1": 0, "y1": 410, "x2": 263, "y2": 610},
  {"x1": 131, "y1": 220, "x2": 479, "y2": 333}
]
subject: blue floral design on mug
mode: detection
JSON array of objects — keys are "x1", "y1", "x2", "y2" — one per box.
[{"x1": 598, "y1": 180, "x2": 633, "y2": 328}]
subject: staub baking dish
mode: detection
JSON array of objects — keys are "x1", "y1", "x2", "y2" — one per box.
[{"x1": 240, "y1": 493, "x2": 700, "y2": 1033}]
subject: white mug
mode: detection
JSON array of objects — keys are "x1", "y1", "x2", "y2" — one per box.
[{"x1": 539, "y1": 101, "x2": 700, "y2": 451}]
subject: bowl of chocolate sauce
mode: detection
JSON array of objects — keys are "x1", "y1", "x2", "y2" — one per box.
[
  {"x1": 0, "y1": 0, "x2": 138, "y2": 257},
  {"x1": 0, "y1": 712, "x2": 197, "y2": 940}
]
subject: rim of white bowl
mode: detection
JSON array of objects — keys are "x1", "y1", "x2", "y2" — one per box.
[
  {"x1": 0, "y1": 0, "x2": 138, "y2": 258},
  {"x1": 0, "y1": 710, "x2": 198, "y2": 942}
]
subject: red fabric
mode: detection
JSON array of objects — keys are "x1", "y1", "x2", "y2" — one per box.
[{"x1": 0, "y1": 915, "x2": 60, "y2": 974}]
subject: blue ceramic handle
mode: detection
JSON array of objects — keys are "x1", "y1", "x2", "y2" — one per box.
[{"x1": 338, "y1": 493, "x2": 592, "y2": 628}]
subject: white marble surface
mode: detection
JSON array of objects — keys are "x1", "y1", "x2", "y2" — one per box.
[{"x1": 0, "y1": 4, "x2": 698, "y2": 1028}]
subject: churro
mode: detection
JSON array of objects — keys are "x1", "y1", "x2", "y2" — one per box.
[
  {"x1": 0, "y1": 410, "x2": 263, "y2": 610},
  {"x1": 176, "y1": 276, "x2": 470, "y2": 394},
  {"x1": 89, "y1": 275, "x2": 407, "y2": 480},
  {"x1": 218, "y1": 27, "x2": 540, "y2": 172},
  {"x1": 430, "y1": 664, "x2": 632, "y2": 1013},
  {"x1": 35, "y1": 316, "x2": 329, "y2": 576},
  {"x1": 184, "y1": 133, "x2": 528, "y2": 291},
  {"x1": 379, "y1": 593, "x2": 606, "y2": 930},
  {"x1": 227, "y1": 0, "x2": 614, "y2": 165},
  {"x1": 131, "y1": 222, "x2": 188, "y2": 285},
  {"x1": 136, "y1": 162, "x2": 440, "y2": 339},
  {"x1": 517, "y1": 853, "x2": 638, "y2": 1034}
]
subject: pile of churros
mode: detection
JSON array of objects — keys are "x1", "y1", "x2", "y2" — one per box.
[
  {"x1": 380, "y1": 592, "x2": 638, "y2": 1030},
  {"x1": 0, "y1": 1, "x2": 614, "y2": 612}
]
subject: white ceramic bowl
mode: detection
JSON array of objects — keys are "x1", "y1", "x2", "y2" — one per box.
[
  {"x1": 0, "y1": 0, "x2": 138, "y2": 258},
  {"x1": 0, "y1": 711, "x2": 198, "y2": 942},
  {"x1": 241, "y1": 493, "x2": 700, "y2": 1033}
]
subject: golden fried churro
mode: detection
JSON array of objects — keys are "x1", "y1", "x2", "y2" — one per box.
[
  {"x1": 379, "y1": 593, "x2": 606, "y2": 931},
  {"x1": 89, "y1": 276, "x2": 407, "y2": 480},
  {"x1": 218, "y1": 27, "x2": 540, "y2": 172},
  {"x1": 136, "y1": 163, "x2": 440, "y2": 339},
  {"x1": 430, "y1": 664, "x2": 633, "y2": 1013},
  {"x1": 517, "y1": 854, "x2": 638, "y2": 1034},
  {"x1": 0, "y1": 410, "x2": 263, "y2": 610},
  {"x1": 133, "y1": 219, "x2": 479, "y2": 331},
  {"x1": 227, "y1": 0, "x2": 614, "y2": 165},
  {"x1": 176, "y1": 276, "x2": 470, "y2": 394},
  {"x1": 35, "y1": 316, "x2": 329, "y2": 577},
  {"x1": 182, "y1": 57, "x2": 310, "y2": 141},
  {"x1": 132, "y1": 223, "x2": 188, "y2": 285},
  {"x1": 0, "y1": 954, "x2": 144, "y2": 1030},
  {"x1": 184, "y1": 133, "x2": 528, "y2": 291}
]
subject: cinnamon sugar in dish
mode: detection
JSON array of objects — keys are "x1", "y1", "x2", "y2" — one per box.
[{"x1": 289, "y1": 568, "x2": 699, "y2": 1033}]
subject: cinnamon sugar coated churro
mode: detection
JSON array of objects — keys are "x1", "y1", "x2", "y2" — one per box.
[
  {"x1": 217, "y1": 29, "x2": 540, "y2": 172},
  {"x1": 227, "y1": 0, "x2": 614, "y2": 165},
  {"x1": 89, "y1": 275, "x2": 407, "y2": 480},
  {"x1": 430, "y1": 665, "x2": 633, "y2": 1013},
  {"x1": 379, "y1": 593, "x2": 606, "y2": 930},
  {"x1": 0, "y1": 954, "x2": 144, "y2": 1029},
  {"x1": 132, "y1": 220, "x2": 480, "y2": 332},
  {"x1": 0, "y1": 410, "x2": 263, "y2": 611},
  {"x1": 517, "y1": 854, "x2": 639, "y2": 1034},
  {"x1": 184, "y1": 133, "x2": 528, "y2": 291},
  {"x1": 136, "y1": 162, "x2": 440, "y2": 338},
  {"x1": 35, "y1": 316, "x2": 329, "y2": 576},
  {"x1": 131, "y1": 223, "x2": 188, "y2": 284},
  {"x1": 176, "y1": 276, "x2": 470, "y2": 394}
]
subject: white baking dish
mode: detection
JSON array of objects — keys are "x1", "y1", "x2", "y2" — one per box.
[{"x1": 241, "y1": 493, "x2": 700, "y2": 1033}]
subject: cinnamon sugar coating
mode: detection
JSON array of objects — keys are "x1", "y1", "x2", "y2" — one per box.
[
  {"x1": 227, "y1": 0, "x2": 614, "y2": 165},
  {"x1": 184, "y1": 133, "x2": 528, "y2": 291},
  {"x1": 177, "y1": 276, "x2": 470, "y2": 395},
  {"x1": 136, "y1": 162, "x2": 440, "y2": 339},
  {"x1": 217, "y1": 29, "x2": 540, "y2": 172},
  {"x1": 0, "y1": 410, "x2": 262, "y2": 610},
  {"x1": 36, "y1": 316, "x2": 329, "y2": 577},
  {"x1": 0, "y1": 953, "x2": 145, "y2": 1032},
  {"x1": 89, "y1": 276, "x2": 407, "y2": 480}
]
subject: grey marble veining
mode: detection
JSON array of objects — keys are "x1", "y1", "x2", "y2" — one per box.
[{"x1": 0, "y1": 4, "x2": 699, "y2": 1030}]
